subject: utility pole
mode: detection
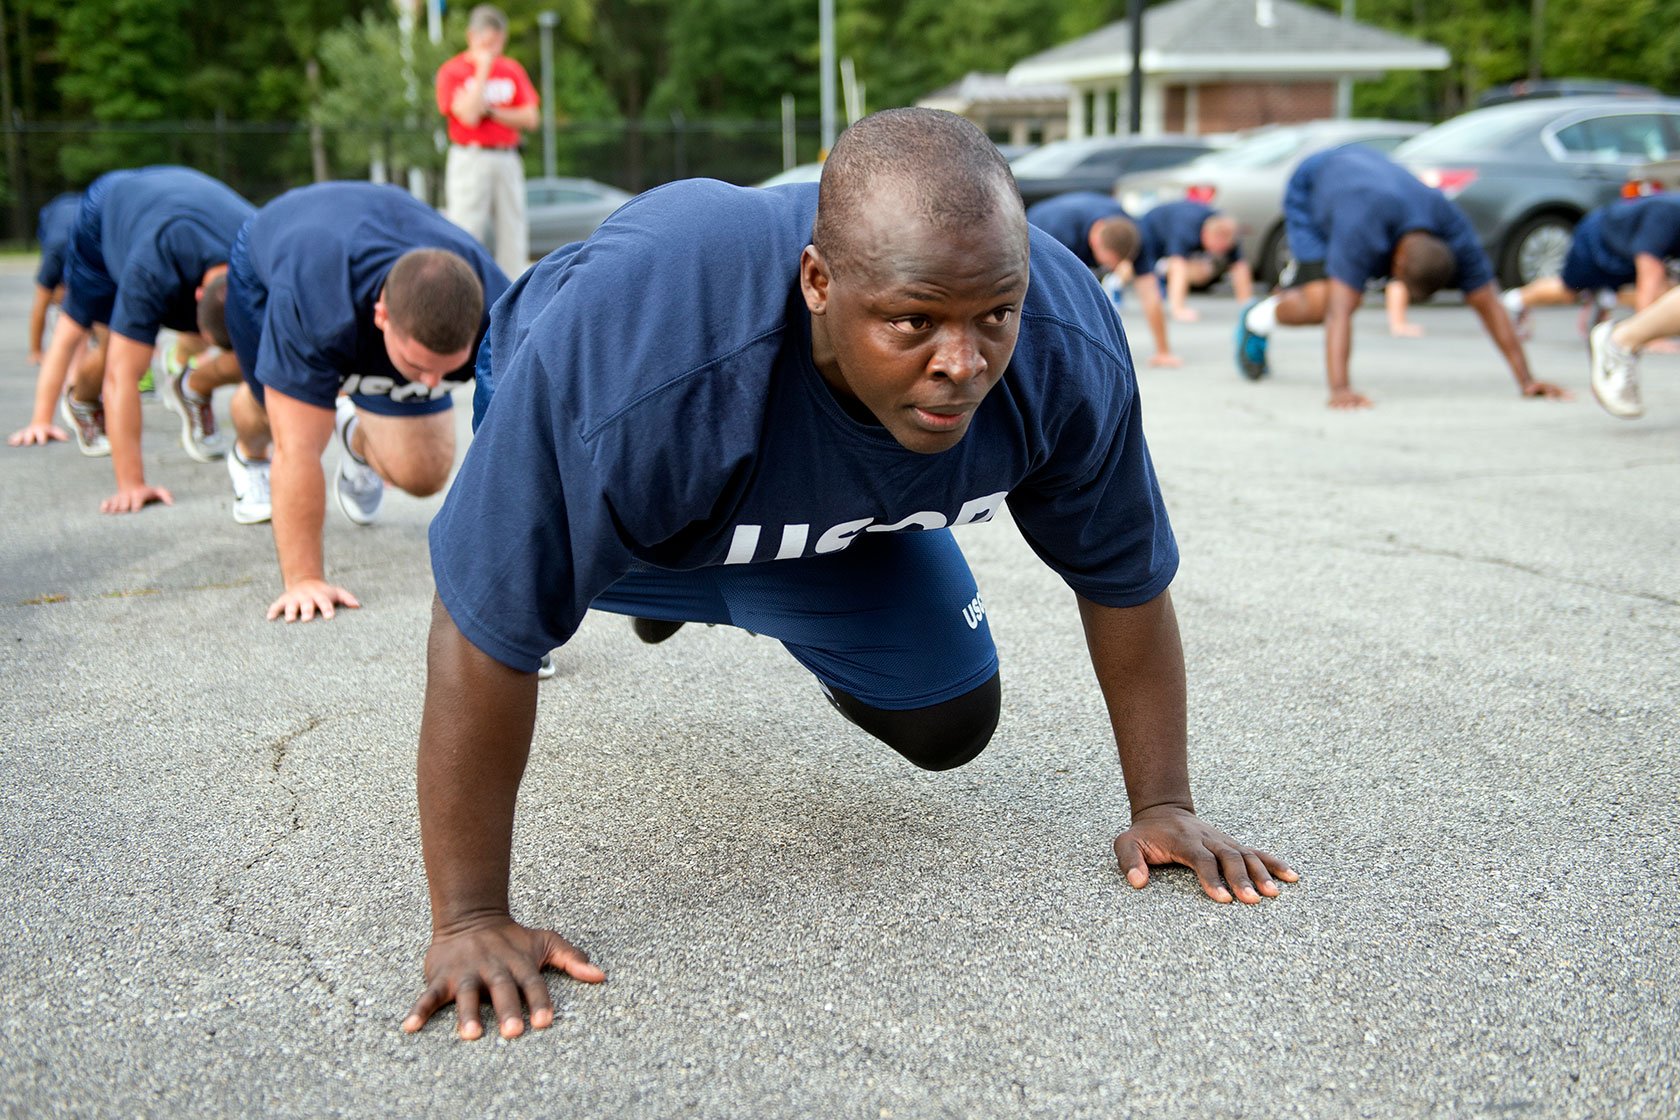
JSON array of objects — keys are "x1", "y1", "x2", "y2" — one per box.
[
  {"x1": 538, "y1": 11, "x2": 558, "y2": 179},
  {"x1": 1336, "y1": 0, "x2": 1355, "y2": 119},
  {"x1": 1126, "y1": 0, "x2": 1143, "y2": 133},
  {"x1": 819, "y1": 0, "x2": 836, "y2": 154}
]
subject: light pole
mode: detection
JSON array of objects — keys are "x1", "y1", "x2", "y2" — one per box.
[
  {"x1": 538, "y1": 11, "x2": 558, "y2": 179},
  {"x1": 819, "y1": 0, "x2": 836, "y2": 154}
]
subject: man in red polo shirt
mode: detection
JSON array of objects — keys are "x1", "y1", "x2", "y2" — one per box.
[{"x1": 435, "y1": 4, "x2": 539, "y2": 279}]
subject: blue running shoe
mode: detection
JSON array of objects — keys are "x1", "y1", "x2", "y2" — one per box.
[{"x1": 1234, "y1": 297, "x2": 1270, "y2": 380}]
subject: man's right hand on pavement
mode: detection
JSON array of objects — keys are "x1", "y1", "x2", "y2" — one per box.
[
  {"x1": 404, "y1": 918, "x2": 606, "y2": 1040},
  {"x1": 8, "y1": 422, "x2": 66, "y2": 446},
  {"x1": 266, "y1": 579, "x2": 361, "y2": 622}
]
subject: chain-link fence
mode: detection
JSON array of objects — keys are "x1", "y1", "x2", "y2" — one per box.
[{"x1": 0, "y1": 116, "x2": 827, "y2": 248}]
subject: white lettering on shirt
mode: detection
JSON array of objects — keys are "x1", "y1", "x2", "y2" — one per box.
[
  {"x1": 485, "y1": 77, "x2": 517, "y2": 107},
  {"x1": 723, "y1": 491, "x2": 1010, "y2": 565},
  {"x1": 339, "y1": 373, "x2": 469, "y2": 402}
]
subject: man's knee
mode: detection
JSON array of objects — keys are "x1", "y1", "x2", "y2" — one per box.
[
  {"x1": 826, "y1": 673, "x2": 1001, "y2": 772},
  {"x1": 384, "y1": 456, "x2": 453, "y2": 497},
  {"x1": 358, "y1": 413, "x2": 455, "y2": 495}
]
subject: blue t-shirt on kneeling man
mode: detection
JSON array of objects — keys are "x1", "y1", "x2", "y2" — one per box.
[
  {"x1": 1283, "y1": 145, "x2": 1491, "y2": 293},
  {"x1": 1025, "y1": 191, "x2": 1131, "y2": 271},
  {"x1": 64, "y1": 167, "x2": 253, "y2": 343},
  {"x1": 430, "y1": 179, "x2": 1179, "y2": 672},
  {"x1": 229, "y1": 182, "x2": 509, "y2": 412}
]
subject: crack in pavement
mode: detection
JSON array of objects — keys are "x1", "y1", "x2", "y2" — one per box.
[
  {"x1": 12, "y1": 577, "x2": 257, "y2": 608},
  {"x1": 215, "y1": 711, "x2": 363, "y2": 1019},
  {"x1": 1344, "y1": 534, "x2": 1679, "y2": 608},
  {"x1": 1196, "y1": 511, "x2": 1678, "y2": 610}
]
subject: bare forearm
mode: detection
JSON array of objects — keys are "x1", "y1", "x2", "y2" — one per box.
[
  {"x1": 1324, "y1": 309, "x2": 1354, "y2": 393},
  {"x1": 104, "y1": 339, "x2": 154, "y2": 489},
  {"x1": 31, "y1": 322, "x2": 88, "y2": 423},
  {"x1": 1136, "y1": 277, "x2": 1170, "y2": 353},
  {"x1": 1384, "y1": 281, "x2": 1408, "y2": 331},
  {"x1": 1077, "y1": 591, "x2": 1192, "y2": 817},
  {"x1": 1466, "y1": 284, "x2": 1534, "y2": 388},
  {"x1": 1166, "y1": 258, "x2": 1189, "y2": 312},
  {"x1": 270, "y1": 447, "x2": 328, "y2": 587},
  {"x1": 1633, "y1": 255, "x2": 1667, "y2": 313},
  {"x1": 28, "y1": 287, "x2": 50, "y2": 356},
  {"x1": 1230, "y1": 261, "x2": 1254, "y2": 302},
  {"x1": 105, "y1": 377, "x2": 147, "y2": 489},
  {"x1": 451, "y1": 82, "x2": 489, "y2": 127},
  {"x1": 490, "y1": 103, "x2": 539, "y2": 132},
  {"x1": 419, "y1": 596, "x2": 540, "y2": 932}
]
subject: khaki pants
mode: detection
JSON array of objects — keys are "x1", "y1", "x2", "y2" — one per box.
[{"x1": 445, "y1": 145, "x2": 528, "y2": 279}]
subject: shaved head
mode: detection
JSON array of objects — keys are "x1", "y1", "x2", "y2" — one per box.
[{"x1": 812, "y1": 108, "x2": 1026, "y2": 275}]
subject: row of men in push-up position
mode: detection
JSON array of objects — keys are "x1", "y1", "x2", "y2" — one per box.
[
  {"x1": 1028, "y1": 142, "x2": 1680, "y2": 415},
  {"x1": 10, "y1": 167, "x2": 507, "y2": 623},
  {"x1": 7, "y1": 116, "x2": 1674, "y2": 1041},
  {"x1": 7, "y1": 116, "x2": 1300, "y2": 1042}
]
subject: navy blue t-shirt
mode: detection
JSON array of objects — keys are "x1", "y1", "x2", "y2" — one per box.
[
  {"x1": 1025, "y1": 191, "x2": 1130, "y2": 270},
  {"x1": 431, "y1": 179, "x2": 1179, "y2": 672},
  {"x1": 1136, "y1": 200, "x2": 1240, "y2": 274},
  {"x1": 1283, "y1": 145, "x2": 1492, "y2": 292},
  {"x1": 231, "y1": 182, "x2": 509, "y2": 410},
  {"x1": 64, "y1": 167, "x2": 253, "y2": 342},
  {"x1": 35, "y1": 192, "x2": 82, "y2": 289},
  {"x1": 1593, "y1": 195, "x2": 1680, "y2": 267}
]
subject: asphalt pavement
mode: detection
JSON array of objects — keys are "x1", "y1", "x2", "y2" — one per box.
[{"x1": 1, "y1": 257, "x2": 1676, "y2": 1119}]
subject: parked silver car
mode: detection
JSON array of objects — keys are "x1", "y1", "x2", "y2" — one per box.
[
  {"x1": 1394, "y1": 98, "x2": 1680, "y2": 287},
  {"x1": 525, "y1": 176, "x2": 634, "y2": 256},
  {"x1": 1115, "y1": 119, "x2": 1428, "y2": 282}
]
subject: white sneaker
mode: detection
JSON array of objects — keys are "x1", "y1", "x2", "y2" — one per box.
[
  {"x1": 1501, "y1": 289, "x2": 1531, "y2": 340},
  {"x1": 227, "y1": 447, "x2": 272, "y2": 524},
  {"x1": 334, "y1": 398, "x2": 384, "y2": 525},
  {"x1": 1588, "y1": 321, "x2": 1643, "y2": 420}
]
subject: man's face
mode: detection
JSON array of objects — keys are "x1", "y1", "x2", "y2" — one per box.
[
  {"x1": 1201, "y1": 219, "x2": 1236, "y2": 258},
  {"x1": 802, "y1": 186, "x2": 1029, "y2": 455},
  {"x1": 373, "y1": 299, "x2": 471, "y2": 388},
  {"x1": 467, "y1": 27, "x2": 506, "y2": 56}
]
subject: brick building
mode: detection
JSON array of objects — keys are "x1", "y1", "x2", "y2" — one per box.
[{"x1": 1004, "y1": 0, "x2": 1448, "y2": 139}]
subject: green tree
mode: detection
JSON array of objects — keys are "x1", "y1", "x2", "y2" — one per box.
[
  {"x1": 1545, "y1": 0, "x2": 1680, "y2": 95},
  {"x1": 54, "y1": 0, "x2": 194, "y2": 178},
  {"x1": 313, "y1": 9, "x2": 459, "y2": 184},
  {"x1": 650, "y1": 0, "x2": 817, "y2": 118}
]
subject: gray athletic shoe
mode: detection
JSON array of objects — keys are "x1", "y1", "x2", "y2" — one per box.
[
  {"x1": 537, "y1": 653, "x2": 557, "y2": 680},
  {"x1": 162, "y1": 366, "x2": 225, "y2": 462},
  {"x1": 1588, "y1": 321, "x2": 1643, "y2": 420},
  {"x1": 333, "y1": 398, "x2": 384, "y2": 525},
  {"x1": 227, "y1": 447, "x2": 272, "y2": 524},
  {"x1": 59, "y1": 390, "x2": 110, "y2": 457}
]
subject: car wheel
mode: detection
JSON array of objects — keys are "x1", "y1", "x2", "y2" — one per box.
[
  {"x1": 1259, "y1": 225, "x2": 1291, "y2": 286},
  {"x1": 1499, "y1": 213, "x2": 1576, "y2": 289}
]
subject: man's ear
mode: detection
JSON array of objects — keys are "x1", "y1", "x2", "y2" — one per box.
[
  {"x1": 373, "y1": 298, "x2": 390, "y2": 331},
  {"x1": 799, "y1": 245, "x2": 831, "y2": 315}
]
